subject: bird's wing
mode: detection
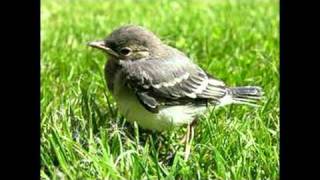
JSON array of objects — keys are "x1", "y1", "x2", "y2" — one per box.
[{"x1": 119, "y1": 56, "x2": 227, "y2": 113}]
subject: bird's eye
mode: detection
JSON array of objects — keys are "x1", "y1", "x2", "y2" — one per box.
[{"x1": 119, "y1": 47, "x2": 132, "y2": 56}]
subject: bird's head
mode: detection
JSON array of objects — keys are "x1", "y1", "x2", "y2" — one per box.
[{"x1": 88, "y1": 25, "x2": 165, "y2": 61}]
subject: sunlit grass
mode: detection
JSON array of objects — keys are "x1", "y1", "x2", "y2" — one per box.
[{"x1": 41, "y1": 0, "x2": 279, "y2": 179}]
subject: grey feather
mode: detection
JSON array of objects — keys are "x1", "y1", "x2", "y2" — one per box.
[
  {"x1": 119, "y1": 54, "x2": 227, "y2": 112},
  {"x1": 136, "y1": 92, "x2": 160, "y2": 113},
  {"x1": 228, "y1": 86, "x2": 263, "y2": 106}
]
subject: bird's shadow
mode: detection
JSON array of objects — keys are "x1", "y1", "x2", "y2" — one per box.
[{"x1": 121, "y1": 120, "x2": 185, "y2": 166}]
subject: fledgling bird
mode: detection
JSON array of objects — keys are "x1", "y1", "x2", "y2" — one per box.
[{"x1": 88, "y1": 25, "x2": 263, "y2": 132}]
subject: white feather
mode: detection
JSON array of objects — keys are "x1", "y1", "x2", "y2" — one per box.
[
  {"x1": 208, "y1": 79, "x2": 225, "y2": 86},
  {"x1": 217, "y1": 94, "x2": 234, "y2": 107},
  {"x1": 152, "y1": 72, "x2": 190, "y2": 88}
]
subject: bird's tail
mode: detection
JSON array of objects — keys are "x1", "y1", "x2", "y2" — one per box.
[{"x1": 218, "y1": 86, "x2": 264, "y2": 107}]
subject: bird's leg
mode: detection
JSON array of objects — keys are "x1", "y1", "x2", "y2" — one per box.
[
  {"x1": 183, "y1": 118, "x2": 198, "y2": 160},
  {"x1": 184, "y1": 122, "x2": 196, "y2": 161},
  {"x1": 183, "y1": 123, "x2": 191, "y2": 160},
  {"x1": 179, "y1": 117, "x2": 198, "y2": 144},
  {"x1": 179, "y1": 132, "x2": 188, "y2": 144}
]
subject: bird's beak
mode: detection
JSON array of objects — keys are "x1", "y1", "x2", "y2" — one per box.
[{"x1": 87, "y1": 40, "x2": 119, "y2": 57}]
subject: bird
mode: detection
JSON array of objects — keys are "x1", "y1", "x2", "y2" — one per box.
[{"x1": 88, "y1": 25, "x2": 263, "y2": 159}]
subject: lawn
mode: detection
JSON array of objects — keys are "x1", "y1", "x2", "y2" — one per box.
[{"x1": 41, "y1": 0, "x2": 279, "y2": 179}]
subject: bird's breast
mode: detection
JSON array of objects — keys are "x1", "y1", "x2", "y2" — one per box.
[
  {"x1": 105, "y1": 59, "x2": 122, "y2": 94},
  {"x1": 111, "y1": 71, "x2": 206, "y2": 131}
]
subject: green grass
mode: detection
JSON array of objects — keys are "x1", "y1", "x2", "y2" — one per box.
[{"x1": 41, "y1": 0, "x2": 279, "y2": 179}]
